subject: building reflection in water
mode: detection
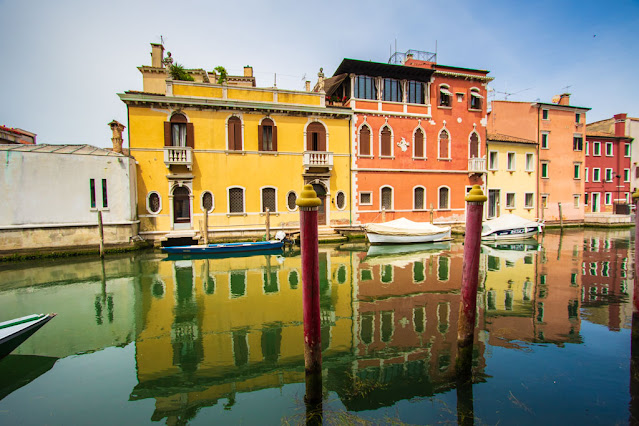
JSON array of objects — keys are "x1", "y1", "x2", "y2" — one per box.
[{"x1": 126, "y1": 229, "x2": 632, "y2": 423}]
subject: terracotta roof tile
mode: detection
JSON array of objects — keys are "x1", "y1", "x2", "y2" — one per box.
[{"x1": 487, "y1": 132, "x2": 537, "y2": 144}]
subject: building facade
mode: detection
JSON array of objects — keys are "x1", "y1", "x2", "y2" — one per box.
[
  {"x1": 121, "y1": 44, "x2": 353, "y2": 244},
  {"x1": 488, "y1": 96, "x2": 590, "y2": 223},
  {"x1": 0, "y1": 125, "x2": 36, "y2": 145},
  {"x1": 321, "y1": 51, "x2": 491, "y2": 225}
]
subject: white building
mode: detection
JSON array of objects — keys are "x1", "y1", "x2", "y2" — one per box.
[{"x1": 0, "y1": 144, "x2": 138, "y2": 253}]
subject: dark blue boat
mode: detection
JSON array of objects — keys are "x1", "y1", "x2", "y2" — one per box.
[{"x1": 161, "y1": 240, "x2": 284, "y2": 255}]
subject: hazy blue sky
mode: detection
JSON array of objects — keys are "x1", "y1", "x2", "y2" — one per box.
[{"x1": 1, "y1": 0, "x2": 637, "y2": 147}]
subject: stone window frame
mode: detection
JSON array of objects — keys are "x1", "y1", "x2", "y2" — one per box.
[{"x1": 146, "y1": 191, "x2": 162, "y2": 215}]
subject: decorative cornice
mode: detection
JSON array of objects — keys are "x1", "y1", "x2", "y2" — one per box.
[{"x1": 434, "y1": 70, "x2": 494, "y2": 82}]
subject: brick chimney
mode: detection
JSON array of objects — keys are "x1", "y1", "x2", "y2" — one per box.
[
  {"x1": 305, "y1": 80, "x2": 311, "y2": 92},
  {"x1": 108, "y1": 120, "x2": 126, "y2": 154},
  {"x1": 558, "y1": 93, "x2": 571, "y2": 106},
  {"x1": 151, "y1": 43, "x2": 164, "y2": 68},
  {"x1": 614, "y1": 113, "x2": 627, "y2": 137},
  {"x1": 244, "y1": 66, "x2": 253, "y2": 77}
]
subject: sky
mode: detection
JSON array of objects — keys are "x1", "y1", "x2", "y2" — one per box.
[{"x1": 1, "y1": 0, "x2": 638, "y2": 148}]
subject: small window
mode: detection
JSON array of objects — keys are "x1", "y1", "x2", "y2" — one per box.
[
  {"x1": 506, "y1": 193, "x2": 515, "y2": 208},
  {"x1": 574, "y1": 163, "x2": 581, "y2": 180},
  {"x1": 286, "y1": 191, "x2": 298, "y2": 211},
  {"x1": 585, "y1": 193, "x2": 589, "y2": 205},
  {"x1": 381, "y1": 187, "x2": 393, "y2": 210},
  {"x1": 585, "y1": 167, "x2": 589, "y2": 182},
  {"x1": 359, "y1": 125, "x2": 371, "y2": 156},
  {"x1": 605, "y1": 193, "x2": 612, "y2": 205},
  {"x1": 541, "y1": 162, "x2": 549, "y2": 178},
  {"x1": 228, "y1": 187, "x2": 245, "y2": 213},
  {"x1": 507, "y1": 152, "x2": 515, "y2": 171},
  {"x1": 360, "y1": 192, "x2": 372, "y2": 205},
  {"x1": 414, "y1": 187, "x2": 425, "y2": 210},
  {"x1": 469, "y1": 88, "x2": 483, "y2": 110},
  {"x1": 605, "y1": 168, "x2": 613, "y2": 182},
  {"x1": 90, "y1": 179, "x2": 96, "y2": 209},
  {"x1": 259, "y1": 118, "x2": 277, "y2": 152},
  {"x1": 525, "y1": 153, "x2": 534, "y2": 172},
  {"x1": 380, "y1": 126, "x2": 392, "y2": 157},
  {"x1": 525, "y1": 193, "x2": 534, "y2": 208},
  {"x1": 593, "y1": 168, "x2": 601, "y2": 182},
  {"x1": 624, "y1": 169, "x2": 630, "y2": 182},
  {"x1": 414, "y1": 128, "x2": 425, "y2": 158},
  {"x1": 439, "y1": 129, "x2": 450, "y2": 159},
  {"x1": 542, "y1": 109, "x2": 549, "y2": 120},
  {"x1": 438, "y1": 187, "x2": 450, "y2": 209},
  {"x1": 147, "y1": 192, "x2": 161, "y2": 214},
  {"x1": 585, "y1": 141, "x2": 589, "y2": 155},
  {"x1": 574, "y1": 195, "x2": 580, "y2": 208},
  {"x1": 593, "y1": 142, "x2": 601, "y2": 156},
  {"x1": 605, "y1": 142, "x2": 613, "y2": 156},
  {"x1": 439, "y1": 85, "x2": 452, "y2": 107},
  {"x1": 355, "y1": 75, "x2": 377, "y2": 100},
  {"x1": 625, "y1": 143, "x2": 631, "y2": 157},
  {"x1": 261, "y1": 187, "x2": 276, "y2": 213},
  {"x1": 407, "y1": 81, "x2": 424, "y2": 104},
  {"x1": 383, "y1": 78, "x2": 402, "y2": 102},
  {"x1": 335, "y1": 190, "x2": 346, "y2": 210},
  {"x1": 101, "y1": 179, "x2": 108, "y2": 208},
  {"x1": 541, "y1": 195, "x2": 548, "y2": 209},
  {"x1": 227, "y1": 116, "x2": 242, "y2": 150},
  {"x1": 575, "y1": 113, "x2": 581, "y2": 123},
  {"x1": 488, "y1": 151, "x2": 498, "y2": 170},
  {"x1": 201, "y1": 191, "x2": 214, "y2": 213},
  {"x1": 541, "y1": 133, "x2": 549, "y2": 149},
  {"x1": 573, "y1": 136, "x2": 583, "y2": 151}
]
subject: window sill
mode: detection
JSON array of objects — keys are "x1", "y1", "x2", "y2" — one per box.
[
  {"x1": 359, "y1": 204, "x2": 373, "y2": 207},
  {"x1": 225, "y1": 150, "x2": 246, "y2": 155},
  {"x1": 525, "y1": 170, "x2": 534, "y2": 173},
  {"x1": 541, "y1": 147, "x2": 549, "y2": 150},
  {"x1": 437, "y1": 105, "x2": 452, "y2": 110},
  {"x1": 90, "y1": 208, "x2": 110, "y2": 212},
  {"x1": 227, "y1": 213, "x2": 248, "y2": 217},
  {"x1": 258, "y1": 151, "x2": 278, "y2": 156},
  {"x1": 438, "y1": 158, "x2": 452, "y2": 161},
  {"x1": 358, "y1": 155, "x2": 374, "y2": 159},
  {"x1": 468, "y1": 108, "x2": 482, "y2": 112},
  {"x1": 259, "y1": 212, "x2": 280, "y2": 216},
  {"x1": 412, "y1": 156, "x2": 427, "y2": 160},
  {"x1": 525, "y1": 207, "x2": 534, "y2": 210},
  {"x1": 379, "y1": 156, "x2": 395, "y2": 159}
]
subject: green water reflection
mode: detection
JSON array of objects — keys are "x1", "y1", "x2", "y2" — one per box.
[{"x1": 0, "y1": 228, "x2": 634, "y2": 424}]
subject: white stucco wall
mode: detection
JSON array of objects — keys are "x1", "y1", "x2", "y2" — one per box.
[
  {"x1": 0, "y1": 148, "x2": 137, "y2": 227},
  {"x1": 628, "y1": 120, "x2": 639, "y2": 192}
]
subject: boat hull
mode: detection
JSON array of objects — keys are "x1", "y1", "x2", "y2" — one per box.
[
  {"x1": 481, "y1": 226, "x2": 540, "y2": 241},
  {"x1": 0, "y1": 314, "x2": 56, "y2": 360},
  {"x1": 162, "y1": 240, "x2": 284, "y2": 255},
  {"x1": 366, "y1": 229, "x2": 451, "y2": 245}
]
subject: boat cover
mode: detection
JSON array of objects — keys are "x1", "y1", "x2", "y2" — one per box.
[
  {"x1": 365, "y1": 218, "x2": 451, "y2": 236},
  {"x1": 482, "y1": 214, "x2": 542, "y2": 234}
]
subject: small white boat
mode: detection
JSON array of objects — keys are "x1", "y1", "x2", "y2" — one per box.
[
  {"x1": 0, "y1": 313, "x2": 56, "y2": 360},
  {"x1": 365, "y1": 218, "x2": 451, "y2": 245},
  {"x1": 481, "y1": 214, "x2": 544, "y2": 241}
]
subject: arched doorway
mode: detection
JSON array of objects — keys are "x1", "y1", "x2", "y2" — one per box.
[
  {"x1": 173, "y1": 186, "x2": 191, "y2": 229},
  {"x1": 312, "y1": 183, "x2": 327, "y2": 225}
]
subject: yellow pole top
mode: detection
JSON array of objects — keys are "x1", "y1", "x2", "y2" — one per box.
[
  {"x1": 296, "y1": 184, "x2": 321, "y2": 207},
  {"x1": 633, "y1": 188, "x2": 639, "y2": 200},
  {"x1": 465, "y1": 185, "x2": 487, "y2": 203}
]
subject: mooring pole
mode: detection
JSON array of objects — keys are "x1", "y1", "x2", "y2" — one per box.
[
  {"x1": 203, "y1": 209, "x2": 209, "y2": 245},
  {"x1": 430, "y1": 202, "x2": 434, "y2": 224},
  {"x1": 456, "y1": 185, "x2": 486, "y2": 377},
  {"x1": 381, "y1": 206, "x2": 386, "y2": 223},
  {"x1": 97, "y1": 210, "x2": 105, "y2": 258},
  {"x1": 558, "y1": 202, "x2": 563, "y2": 228},
  {"x1": 630, "y1": 190, "x2": 639, "y2": 423},
  {"x1": 296, "y1": 184, "x2": 322, "y2": 406},
  {"x1": 265, "y1": 208, "x2": 271, "y2": 240}
]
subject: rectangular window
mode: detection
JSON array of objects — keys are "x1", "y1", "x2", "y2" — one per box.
[
  {"x1": 605, "y1": 193, "x2": 612, "y2": 205},
  {"x1": 525, "y1": 153, "x2": 534, "y2": 171},
  {"x1": 573, "y1": 136, "x2": 583, "y2": 151},
  {"x1": 383, "y1": 78, "x2": 402, "y2": 102},
  {"x1": 593, "y1": 142, "x2": 601, "y2": 156},
  {"x1": 360, "y1": 192, "x2": 372, "y2": 205},
  {"x1": 541, "y1": 162, "x2": 549, "y2": 178},
  {"x1": 407, "y1": 81, "x2": 424, "y2": 104},
  {"x1": 576, "y1": 113, "x2": 581, "y2": 123},
  {"x1": 585, "y1": 193, "x2": 589, "y2": 205},
  {"x1": 593, "y1": 168, "x2": 601, "y2": 182},
  {"x1": 605, "y1": 168, "x2": 613, "y2": 182},
  {"x1": 605, "y1": 142, "x2": 613, "y2": 156},
  {"x1": 90, "y1": 179, "x2": 96, "y2": 209},
  {"x1": 507, "y1": 152, "x2": 515, "y2": 171},
  {"x1": 525, "y1": 193, "x2": 534, "y2": 208},
  {"x1": 439, "y1": 86, "x2": 452, "y2": 107},
  {"x1": 573, "y1": 163, "x2": 581, "y2": 180},
  {"x1": 585, "y1": 140, "x2": 589, "y2": 156},
  {"x1": 229, "y1": 188, "x2": 245, "y2": 213},
  {"x1": 470, "y1": 90, "x2": 482, "y2": 110},
  {"x1": 488, "y1": 151, "x2": 498, "y2": 170},
  {"x1": 506, "y1": 193, "x2": 515, "y2": 208},
  {"x1": 541, "y1": 195, "x2": 548, "y2": 208},
  {"x1": 625, "y1": 143, "x2": 631, "y2": 157},
  {"x1": 355, "y1": 76, "x2": 376, "y2": 100},
  {"x1": 585, "y1": 167, "x2": 589, "y2": 182},
  {"x1": 625, "y1": 169, "x2": 630, "y2": 182},
  {"x1": 542, "y1": 109, "x2": 549, "y2": 120},
  {"x1": 573, "y1": 195, "x2": 580, "y2": 208},
  {"x1": 414, "y1": 187, "x2": 425, "y2": 210},
  {"x1": 102, "y1": 179, "x2": 108, "y2": 208},
  {"x1": 541, "y1": 132, "x2": 549, "y2": 149}
]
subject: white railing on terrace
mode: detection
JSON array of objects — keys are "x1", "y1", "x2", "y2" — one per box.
[
  {"x1": 468, "y1": 156, "x2": 486, "y2": 174},
  {"x1": 164, "y1": 146, "x2": 193, "y2": 170},
  {"x1": 303, "y1": 151, "x2": 333, "y2": 171}
]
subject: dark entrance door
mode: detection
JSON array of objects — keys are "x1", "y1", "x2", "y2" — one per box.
[
  {"x1": 173, "y1": 186, "x2": 191, "y2": 226},
  {"x1": 312, "y1": 183, "x2": 327, "y2": 225}
]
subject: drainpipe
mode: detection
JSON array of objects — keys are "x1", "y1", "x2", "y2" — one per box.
[{"x1": 536, "y1": 104, "x2": 540, "y2": 221}]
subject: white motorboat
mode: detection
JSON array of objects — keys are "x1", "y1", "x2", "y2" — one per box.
[
  {"x1": 365, "y1": 218, "x2": 451, "y2": 245},
  {"x1": 481, "y1": 214, "x2": 544, "y2": 241},
  {"x1": 0, "y1": 313, "x2": 56, "y2": 360}
]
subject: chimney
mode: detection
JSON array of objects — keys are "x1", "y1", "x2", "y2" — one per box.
[
  {"x1": 404, "y1": 52, "x2": 414, "y2": 64},
  {"x1": 108, "y1": 120, "x2": 126, "y2": 154},
  {"x1": 614, "y1": 113, "x2": 627, "y2": 137},
  {"x1": 558, "y1": 93, "x2": 571, "y2": 106},
  {"x1": 151, "y1": 43, "x2": 164, "y2": 68},
  {"x1": 244, "y1": 66, "x2": 253, "y2": 77},
  {"x1": 305, "y1": 80, "x2": 311, "y2": 92}
]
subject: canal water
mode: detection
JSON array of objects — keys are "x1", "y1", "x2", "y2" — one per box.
[{"x1": 0, "y1": 228, "x2": 634, "y2": 425}]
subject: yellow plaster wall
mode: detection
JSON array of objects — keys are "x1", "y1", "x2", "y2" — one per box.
[
  {"x1": 142, "y1": 72, "x2": 167, "y2": 94},
  {"x1": 173, "y1": 84, "x2": 224, "y2": 98},
  {"x1": 278, "y1": 92, "x2": 322, "y2": 106},
  {"x1": 227, "y1": 88, "x2": 274, "y2": 103}
]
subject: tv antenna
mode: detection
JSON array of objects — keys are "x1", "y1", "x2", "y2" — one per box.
[{"x1": 492, "y1": 86, "x2": 532, "y2": 100}]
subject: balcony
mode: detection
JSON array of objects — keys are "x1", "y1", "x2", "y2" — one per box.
[
  {"x1": 164, "y1": 146, "x2": 193, "y2": 170},
  {"x1": 468, "y1": 156, "x2": 486, "y2": 174},
  {"x1": 303, "y1": 151, "x2": 333, "y2": 173}
]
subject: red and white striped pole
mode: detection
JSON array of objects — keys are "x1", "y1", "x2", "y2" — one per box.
[{"x1": 296, "y1": 184, "x2": 322, "y2": 405}]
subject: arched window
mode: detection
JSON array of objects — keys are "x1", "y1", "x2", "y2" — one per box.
[
  {"x1": 335, "y1": 190, "x2": 346, "y2": 210},
  {"x1": 261, "y1": 187, "x2": 276, "y2": 212},
  {"x1": 414, "y1": 187, "x2": 425, "y2": 210},
  {"x1": 381, "y1": 186, "x2": 393, "y2": 210},
  {"x1": 469, "y1": 132, "x2": 480, "y2": 158},
  {"x1": 438, "y1": 187, "x2": 450, "y2": 210},
  {"x1": 147, "y1": 192, "x2": 162, "y2": 214},
  {"x1": 201, "y1": 191, "x2": 214, "y2": 213},
  {"x1": 306, "y1": 122, "x2": 327, "y2": 151},
  {"x1": 439, "y1": 129, "x2": 450, "y2": 159},
  {"x1": 286, "y1": 191, "x2": 298, "y2": 211},
  {"x1": 164, "y1": 113, "x2": 193, "y2": 147},
  {"x1": 359, "y1": 125, "x2": 371, "y2": 156},
  {"x1": 228, "y1": 187, "x2": 245, "y2": 213},
  {"x1": 259, "y1": 118, "x2": 277, "y2": 152},
  {"x1": 414, "y1": 128, "x2": 425, "y2": 158},
  {"x1": 228, "y1": 116, "x2": 242, "y2": 150},
  {"x1": 380, "y1": 126, "x2": 392, "y2": 157}
]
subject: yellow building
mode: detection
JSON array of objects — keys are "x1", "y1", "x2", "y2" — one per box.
[
  {"x1": 119, "y1": 43, "x2": 353, "y2": 243},
  {"x1": 485, "y1": 133, "x2": 538, "y2": 220}
]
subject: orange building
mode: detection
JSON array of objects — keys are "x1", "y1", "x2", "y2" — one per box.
[
  {"x1": 488, "y1": 96, "x2": 590, "y2": 223},
  {"x1": 322, "y1": 50, "x2": 491, "y2": 225}
]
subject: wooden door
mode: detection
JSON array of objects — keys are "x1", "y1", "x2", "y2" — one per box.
[{"x1": 312, "y1": 184, "x2": 327, "y2": 225}]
